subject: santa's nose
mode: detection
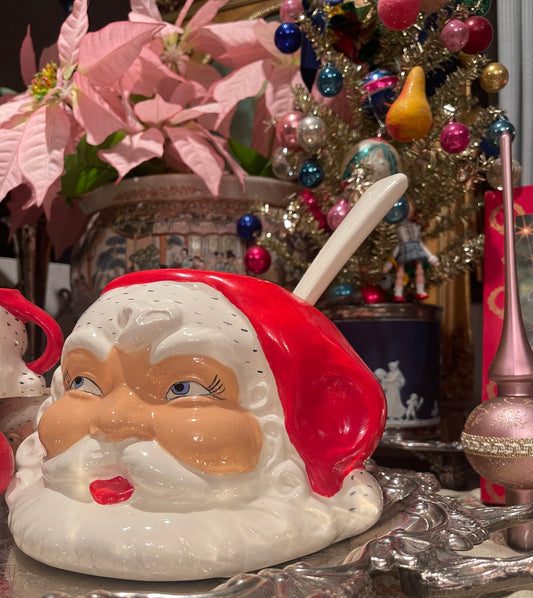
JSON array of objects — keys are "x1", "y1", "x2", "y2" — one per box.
[{"x1": 88, "y1": 385, "x2": 154, "y2": 442}]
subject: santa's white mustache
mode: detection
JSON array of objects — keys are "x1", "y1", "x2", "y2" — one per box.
[{"x1": 41, "y1": 435, "x2": 266, "y2": 511}]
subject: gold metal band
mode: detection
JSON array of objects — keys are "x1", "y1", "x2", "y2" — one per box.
[{"x1": 461, "y1": 432, "x2": 533, "y2": 458}]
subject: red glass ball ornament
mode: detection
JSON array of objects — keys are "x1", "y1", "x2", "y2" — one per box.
[
  {"x1": 462, "y1": 16, "x2": 493, "y2": 54},
  {"x1": 440, "y1": 121, "x2": 470, "y2": 154},
  {"x1": 300, "y1": 190, "x2": 328, "y2": 230},
  {"x1": 361, "y1": 285, "x2": 385, "y2": 304},
  {"x1": 245, "y1": 246, "x2": 271, "y2": 274},
  {"x1": 377, "y1": 0, "x2": 420, "y2": 31},
  {"x1": 275, "y1": 111, "x2": 304, "y2": 149},
  {"x1": 0, "y1": 432, "x2": 14, "y2": 494}
]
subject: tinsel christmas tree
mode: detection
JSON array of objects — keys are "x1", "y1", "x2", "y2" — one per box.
[{"x1": 258, "y1": 0, "x2": 515, "y2": 304}]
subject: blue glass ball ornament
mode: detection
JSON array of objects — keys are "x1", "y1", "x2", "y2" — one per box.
[
  {"x1": 317, "y1": 64, "x2": 344, "y2": 97},
  {"x1": 329, "y1": 282, "x2": 355, "y2": 299},
  {"x1": 237, "y1": 214, "x2": 262, "y2": 241},
  {"x1": 274, "y1": 22, "x2": 302, "y2": 54},
  {"x1": 298, "y1": 160, "x2": 324, "y2": 188},
  {"x1": 384, "y1": 196, "x2": 409, "y2": 224},
  {"x1": 480, "y1": 137, "x2": 500, "y2": 158},
  {"x1": 485, "y1": 117, "x2": 516, "y2": 150}
]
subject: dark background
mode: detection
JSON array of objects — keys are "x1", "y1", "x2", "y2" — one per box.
[{"x1": 0, "y1": 1, "x2": 130, "y2": 92}]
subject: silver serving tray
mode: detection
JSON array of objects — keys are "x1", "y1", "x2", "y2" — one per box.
[{"x1": 4, "y1": 463, "x2": 533, "y2": 598}]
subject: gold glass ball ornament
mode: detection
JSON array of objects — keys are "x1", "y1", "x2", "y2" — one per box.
[{"x1": 480, "y1": 63, "x2": 509, "y2": 93}]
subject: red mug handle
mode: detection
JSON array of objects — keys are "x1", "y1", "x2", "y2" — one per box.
[{"x1": 0, "y1": 289, "x2": 63, "y2": 374}]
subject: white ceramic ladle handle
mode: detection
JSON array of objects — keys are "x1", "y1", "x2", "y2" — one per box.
[{"x1": 293, "y1": 173, "x2": 409, "y2": 305}]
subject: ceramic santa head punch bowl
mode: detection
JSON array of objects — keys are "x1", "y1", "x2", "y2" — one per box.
[{"x1": 6, "y1": 175, "x2": 408, "y2": 581}]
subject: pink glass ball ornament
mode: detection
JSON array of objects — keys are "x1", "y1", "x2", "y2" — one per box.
[
  {"x1": 326, "y1": 198, "x2": 352, "y2": 230},
  {"x1": 441, "y1": 19, "x2": 469, "y2": 52},
  {"x1": 439, "y1": 121, "x2": 470, "y2": 154},
  {"x1": 361, "y1": 285, "x2": 385, "y2": 304},
  {"x1": 280, "y1": 0, "x2": 303, "y2": 23},
  {"x1": 462, "y1": 16, "x2": 493, "y2": 54},
  {"x1": 244, "y1": 246, "x2": 271, "y2": 275},
  {"x1": 297, "y1": 115, "x2": 327, "y2": 152},
  {"x1": 276, "y1": 111, "x2": 304, "y2": 149},
  {"x1": 463, "y1": 396, "x2": 533, "y2": 506},
  {"x1": 272, "y1": 146, "x2": 298, "y2": 181},
  {"x1": 377, "y1": 0, "x2": 420, "y2": 31}
]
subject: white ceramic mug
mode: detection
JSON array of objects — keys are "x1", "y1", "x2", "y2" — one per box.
[{"x1": 0, "y1": 289, "x2": 63, "y2": 399}]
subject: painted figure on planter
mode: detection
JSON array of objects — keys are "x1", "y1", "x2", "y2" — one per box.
[
  {"x1": 384, "y1": 201, "x2": 439, "y2": 301},
  {"x1": 6, "y1": 270, "x2": 386, "y2": 582}
]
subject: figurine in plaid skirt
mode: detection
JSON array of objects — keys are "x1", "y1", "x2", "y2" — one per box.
[{"x1": 384, "y1": 202, "x2": 439, "y2": 302}]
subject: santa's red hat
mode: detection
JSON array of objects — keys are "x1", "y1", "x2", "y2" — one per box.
[{"x1": 103, "y1": 269, "x2": 386, "y2": 497}]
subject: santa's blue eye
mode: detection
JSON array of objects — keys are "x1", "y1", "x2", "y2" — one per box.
[
  {"x1": 70, "y1": 376, "x2": 102, "y2": 396},
  {"x1": 166, "y1": 381, "x2": 212, "y2": 401},
  {"x1": 170, "y1": 382, "x2": 190, "y2": 395}
]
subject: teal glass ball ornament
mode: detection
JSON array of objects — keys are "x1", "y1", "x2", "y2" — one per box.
[
  {"x1": 485, "y1": 117, "x2": 516, "y2": 150},
  {"x1": 329, "y1": 283, "x2": 355, "y2": 299},
  {"x1": 317, "y1": 65, "x2": 343, "y2": 97},
  {"x1": 384, "y1": 197, "x2": 409, "y2": 224},
  {"x1": 298, "y1": 160, "x2": 324, "y2": 188},
  {"x1": 274, "y1": 22, "x2": 302, "y2": 54}
]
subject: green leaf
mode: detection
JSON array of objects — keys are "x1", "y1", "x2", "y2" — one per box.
[
  {"x1": 61, "y1": 164, "x2": 118, "y2": 199},
  {"x1": 228, "y1": 138, "x2": 270, "y2": 177},
  {"x1": 60, "y1": 132, "x2": 125, "y2": 199},
  {"x1": 130, "y1": 93, "x2": 153, "y2": 104}
]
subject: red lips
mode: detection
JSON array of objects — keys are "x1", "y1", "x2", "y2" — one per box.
[{"x1": 89, "y1": 476, "x2": 134, "y2": 505}]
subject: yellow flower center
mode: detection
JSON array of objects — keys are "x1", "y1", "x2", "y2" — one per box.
[{"x1": 30, "y1": 62, "x2": 58, "y2": 100}]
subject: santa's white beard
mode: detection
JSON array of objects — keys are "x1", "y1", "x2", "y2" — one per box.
[{"x1": 7, "y1": 432, "x2": 383, "y2": 581}]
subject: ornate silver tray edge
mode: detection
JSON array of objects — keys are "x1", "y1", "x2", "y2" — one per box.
[{"x1": 37, "y1": 462, "x2": 533, "y2": 598}]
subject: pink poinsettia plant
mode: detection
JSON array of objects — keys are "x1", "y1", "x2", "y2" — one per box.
[{"x1": 0, "y1": 0, "x2": 302, "y2": 254}]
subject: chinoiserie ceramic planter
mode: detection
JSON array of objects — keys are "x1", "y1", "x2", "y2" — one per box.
[
  {"x1": 70, "y1": 174, "x2": 297, "y2": 316},
  {"x1": 322, "y1": 302, "x2": 443, "y2": 439}
]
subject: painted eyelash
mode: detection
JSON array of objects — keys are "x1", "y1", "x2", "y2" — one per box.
[
  {"x1": 207, "y1": 375, "x2": 225, "y2": 397},
  {"x1": 64, "y1": 369, "x2": 72, "y2": 390}
]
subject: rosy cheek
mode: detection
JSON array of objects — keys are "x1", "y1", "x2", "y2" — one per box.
[{"x1": 155, "y1": 404, "x2": 262, "y2": 474}]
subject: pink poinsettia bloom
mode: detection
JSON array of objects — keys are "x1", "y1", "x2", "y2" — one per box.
[
  {"x1": 0, "y1": 0, "x2": 302, "y2": 244},
  {"x1": 0, "y1": 0, "x2": 88, "y2": 214},
  {"x1": 0, "y1": 0, "x2": 162, "y2": 213},
  {"x1": 127, "y1": 0, "x2": 304, "y2": 166}
]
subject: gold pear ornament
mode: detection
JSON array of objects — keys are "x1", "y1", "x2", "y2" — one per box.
[{"x1": 386, "y1": 66, "x2": 433, "y2": 142}]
